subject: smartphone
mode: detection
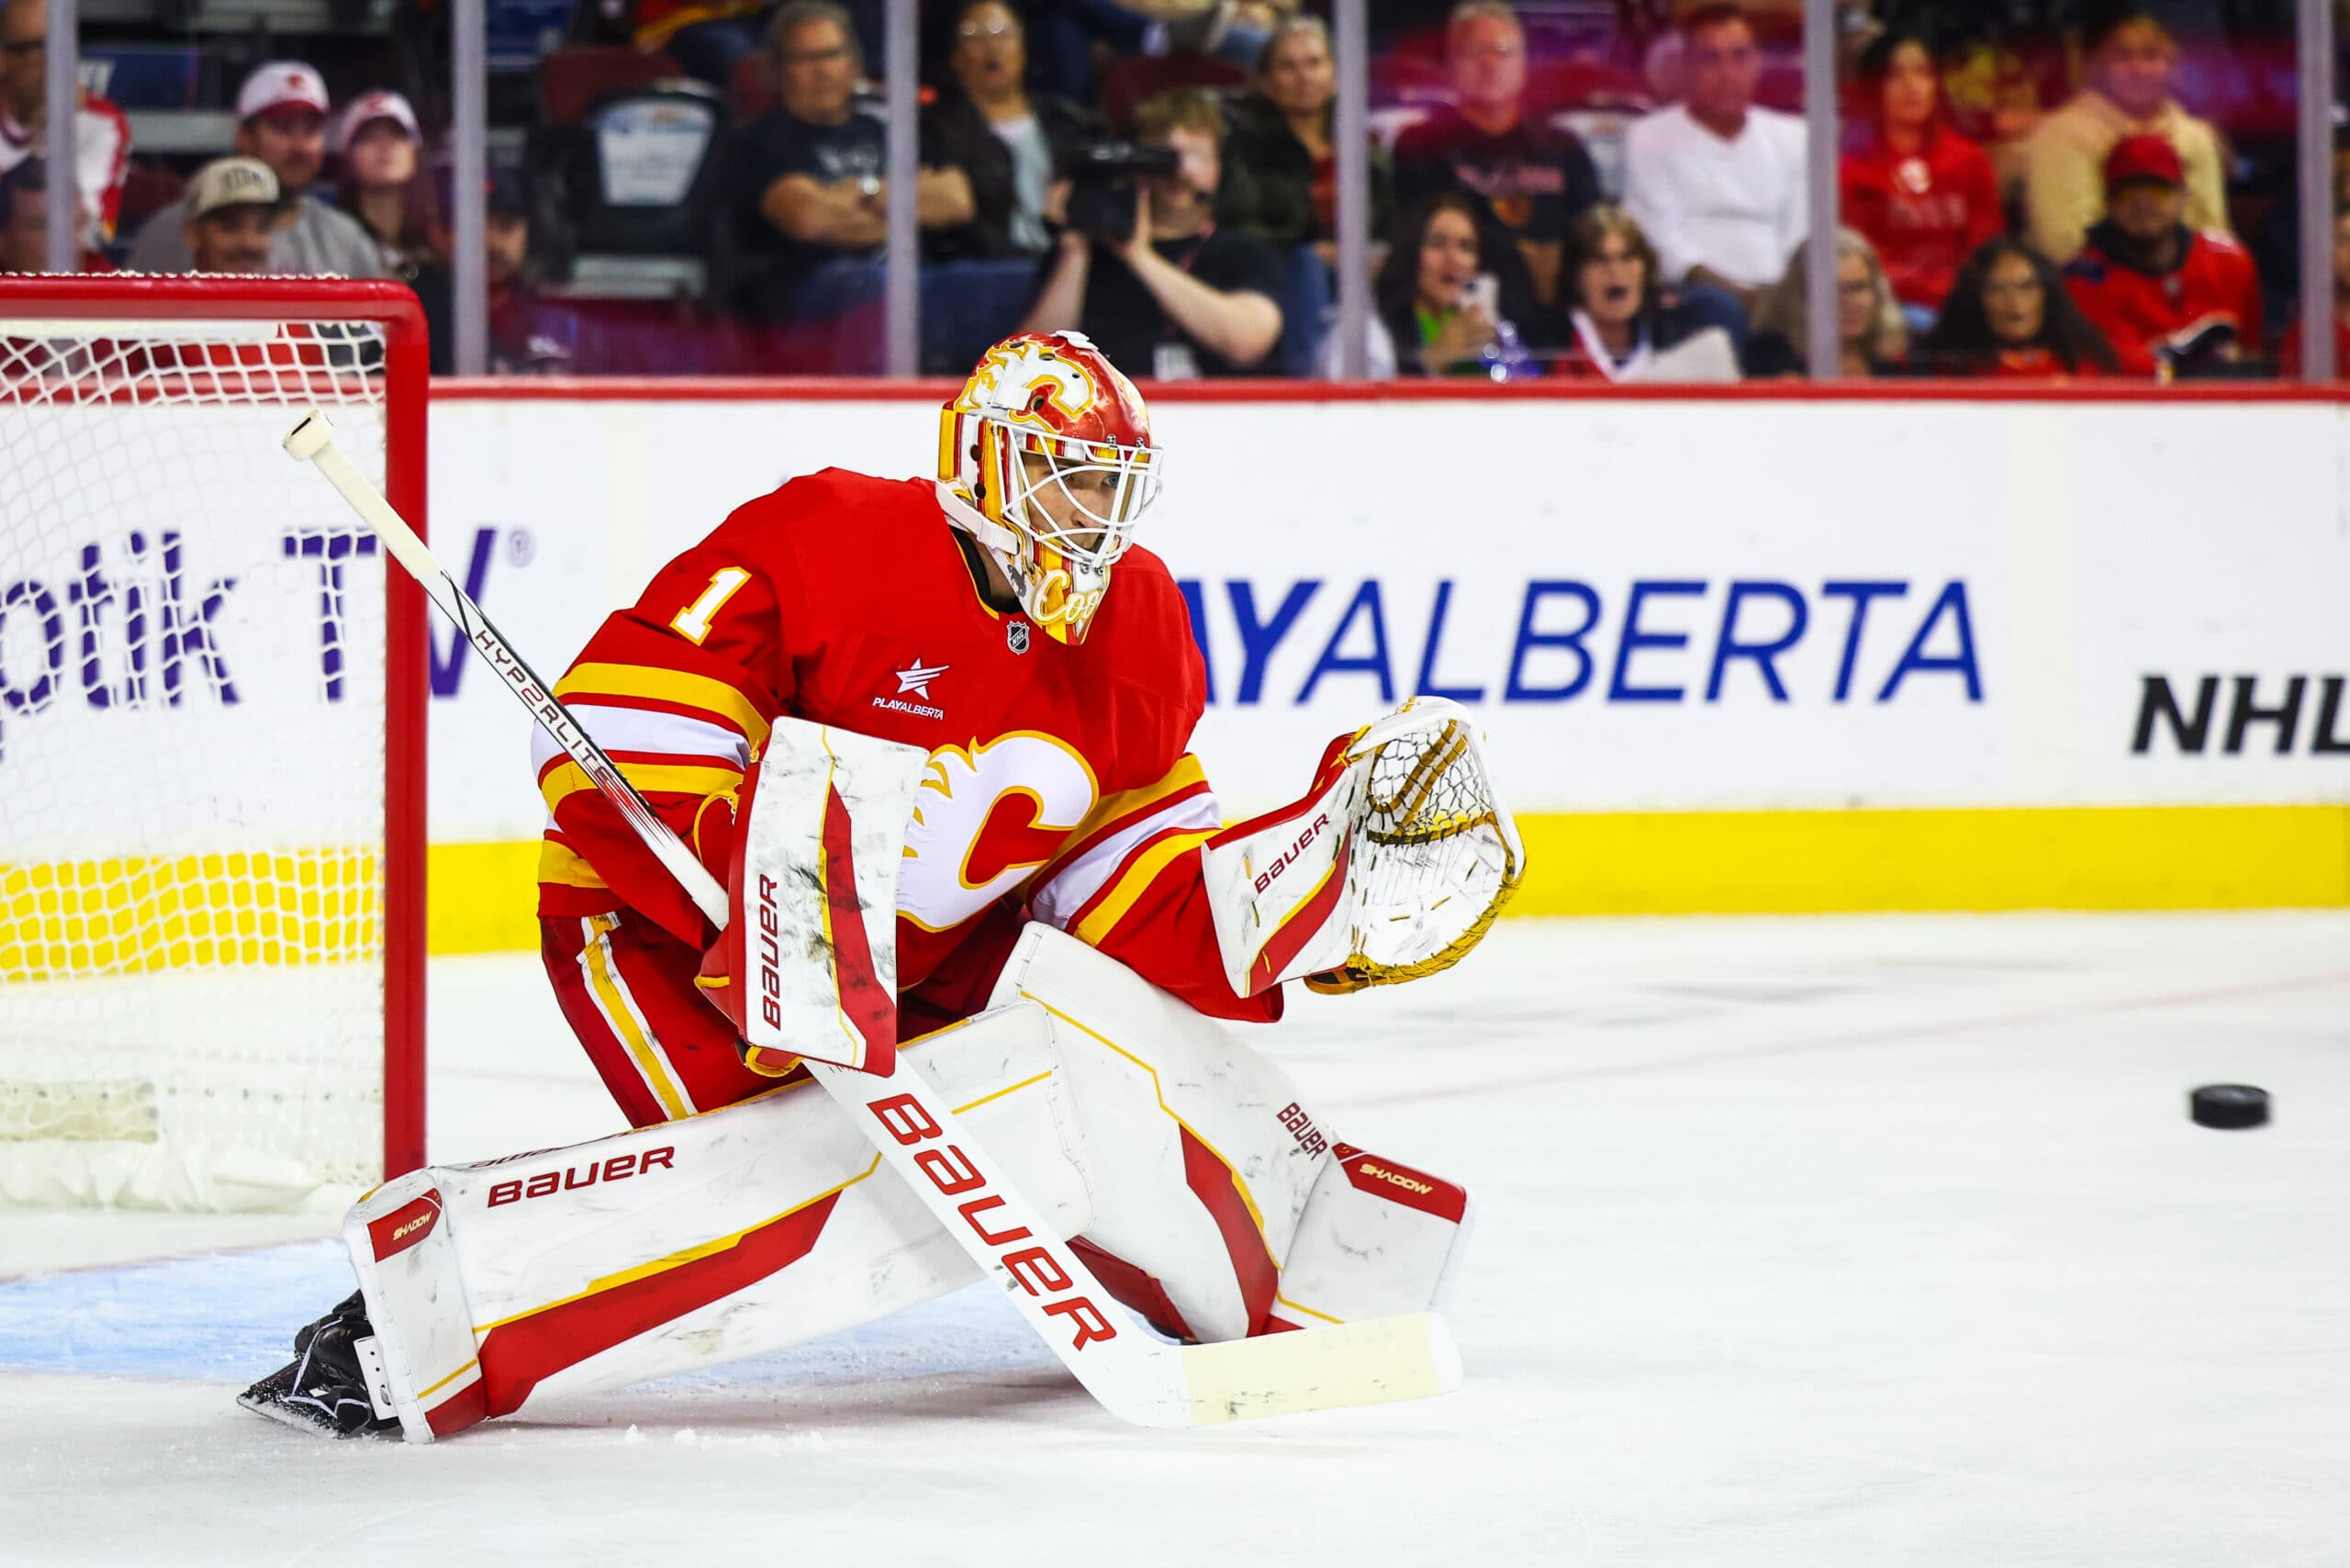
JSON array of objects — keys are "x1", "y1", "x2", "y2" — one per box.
[{"x1": 1459, "y1": 273, "x2": 1499, "y2": 320}]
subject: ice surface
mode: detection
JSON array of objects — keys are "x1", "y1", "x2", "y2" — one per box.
[{"x1": 4, "y1": 912, "x2": 2347, "y2": 1566}]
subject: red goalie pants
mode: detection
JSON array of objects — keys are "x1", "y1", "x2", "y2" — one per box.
[
  {"x1": 540, "y1": 905, "x2": 1024, "y2": 1127},
  {"x1": 540, "y1": 912, "x2": 778, "y2": 1126}
]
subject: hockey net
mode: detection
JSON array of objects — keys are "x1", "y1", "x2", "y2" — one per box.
[{"x1": 0, "y1": 276, "x2": 426, "y2": 1211}]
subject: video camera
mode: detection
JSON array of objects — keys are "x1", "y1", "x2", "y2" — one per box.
[{"x1": 1063, "y1": 135, "x2": 1181, "y2": 243}]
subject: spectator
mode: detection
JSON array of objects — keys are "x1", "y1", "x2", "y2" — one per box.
[
  {"x1": 2021, "y1": 10, "x2": 2226, "y2": 265},
  {"x1": 922, "y1": 0, "x2": 1093, "y2": 261},
  {"x1": 1743, "y1": 229, "x2": 1908, "y2": 377},
  {"x1": 1392, "y1": 2, "x2": 1599, "y2": 308},
  {"x1": 332, "y1": 91, "x2": 432, "y2": 279},
  {"x1": 414, "y1": 166, "x2": 580, "y2": 375},
  {"x1": 1920, "y1": 235, "x2": 2119, "y2": 378},
  {"x1": 1555, "y1": 204, "x2": 1738, "y2": 383},
  {"x1": 2280, "y1": 201, "x2": 2350, "y2": 381},
  {"x1": 1839, "y1": 30, "x2": 2000, "y2": 328},
  {"x1": 1021, "y1": 88, "x2": 1282, "y2": 378},
  {"x1": 0, "y1": 153, "x2": 39, "y2": 270},
  {"x1": 2063, "y1": 134, "x2": 2260, "y2": 378},
  {"x1": 733, "y1": 2, "x2": 973, "y2": 330},
  {"x1": 180, "y1": 157, "x2": 277, "y2": 274},
  {"x1": 0, "y1": 0, "x2": 129, "y2": 256},
  {"x1": 128, "y1": 62, "x2": 386, "y2": 277},
  {"x1": 1221, "y1": 16, "x2": 1389, "y2": 265},
  {"x1": 1622, "y1": 4, "x2": 1807, "y2": 310},
  {"x1": 1331, "y1": 190, "x2": 1537, "y2": 378}
]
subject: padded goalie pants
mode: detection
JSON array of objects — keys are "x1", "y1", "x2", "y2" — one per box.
[
  {"x1": 540, "y1": 912, "x2": 780, "y2": 1126},
  {"x1": 540, "y1": 904, "x2": 1024, "y2": 1126}
]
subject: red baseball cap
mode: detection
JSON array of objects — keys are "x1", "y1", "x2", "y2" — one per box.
[{"x1": 2104, "y1": 134, "x2": 2184, "y2": 189}]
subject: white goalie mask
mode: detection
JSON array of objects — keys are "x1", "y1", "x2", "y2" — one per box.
[{"x1": 936, "y1": 331, "x2": 1162, "y2": 645}]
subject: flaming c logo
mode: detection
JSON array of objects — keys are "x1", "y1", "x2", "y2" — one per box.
[{"x1": 899, "y1": 732, "x2": 1098, "y2": 932}]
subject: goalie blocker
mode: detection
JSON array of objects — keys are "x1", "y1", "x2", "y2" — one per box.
[{"x1": 342, "y1": 923, "x2": 1472, "y2": 1439}]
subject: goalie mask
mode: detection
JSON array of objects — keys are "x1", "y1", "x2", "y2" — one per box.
[{"x1": 937, "y1": 330, "x2": 1160, "y2": 644}]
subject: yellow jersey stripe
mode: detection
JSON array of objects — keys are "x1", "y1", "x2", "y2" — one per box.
[
  {"x1": 1070, "y1": 826, "x2": 1216, "y2": 947},
  {"x1": 537, "y1": 839, "x2": 609, "y2": 890},
  {"x1": 1078, "y1": 755, "x2": 1208, "y2": 840},
  {"x1": 540, "y1": 759, "x2": 743, "y2": 816},
  {"x1": 553, "y1": 662, "x2": 771, "y2": 747}
]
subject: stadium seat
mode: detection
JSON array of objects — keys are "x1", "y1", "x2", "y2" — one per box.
[
  {"x1": 537, "y1": 44, "x2": 685, "y2": 127},
  {"x1": 1099, "y1": 52, "x2": 1244, "y2": 133},
  {"x1": 537, "y1": 78, "x2": 733, "y2": 303}
]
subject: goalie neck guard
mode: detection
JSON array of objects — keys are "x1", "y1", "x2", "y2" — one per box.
[{"x1": 937, "y1": 331, "x2": 1161, "y2": 645}]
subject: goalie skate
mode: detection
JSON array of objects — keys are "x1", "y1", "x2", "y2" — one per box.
[{"x1": 236, "y1": 1291, "x2": 397, "y2": 1440}]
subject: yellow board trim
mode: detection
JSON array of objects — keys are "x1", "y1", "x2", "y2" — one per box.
[
  {"x1": 552, "y1": 662, "x2": 771, "y2": 747},
  {"x1": 31, "y1": 807, "x2": 2326, "y2": 978},
  {"x1": 0, "y1": 847, "x2": 382, "y2": 979},
  {"x1": 1510, "y1": 804, "x2": 2350, "y2": 915}
]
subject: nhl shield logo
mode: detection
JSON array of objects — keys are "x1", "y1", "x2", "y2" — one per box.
[{"x1": 1007, "y1": 620, "x2": 1032, "y2": 655}]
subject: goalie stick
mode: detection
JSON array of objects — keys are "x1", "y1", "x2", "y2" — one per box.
[{"x1": 282, "y1": 409, "x2": 1460, "y2": 1429}]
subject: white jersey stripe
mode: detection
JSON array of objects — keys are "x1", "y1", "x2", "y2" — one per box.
[
  {"x1": 1030, "y1": 790, "x2": 1225, "y2": 930},
  {"x1": 531, "y1": 704, "x2": 753, "y2": 776}
]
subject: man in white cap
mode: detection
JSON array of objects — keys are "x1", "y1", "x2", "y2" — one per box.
[
  {"x1": 180, "y1": 154, "x2": 277, "y2": 273},
  {"x1": 0, "y1": 0, "x2": 131, "y2": 257},
  {"x1": 127, "y1": 60, "x2": 385, "y2": 276}
]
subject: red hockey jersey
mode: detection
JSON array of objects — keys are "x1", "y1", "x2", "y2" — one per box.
[
  {"x1": 1839, "y1": 125, "x2": 2002, "y2": 311},
  {"x1": 536, "y1": 467, "x2": 1279, "y2": 1024},
  {"x1": 2062, "y1": 220, "x2": 2263, "y2": 377}
]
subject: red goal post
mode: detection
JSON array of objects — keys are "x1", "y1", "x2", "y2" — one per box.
[{"x1": 0, "y1": 275, "x2": 426, "y2": 1208}]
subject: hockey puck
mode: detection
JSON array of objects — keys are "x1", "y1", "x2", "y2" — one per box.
[{"x1": 2189, "y1": 1084, "x2": 2269, "y2": 1130}]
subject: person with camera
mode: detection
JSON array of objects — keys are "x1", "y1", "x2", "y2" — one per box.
[{"x1": 1019, "y1": 88, "x2": 1284, "y2": 379}]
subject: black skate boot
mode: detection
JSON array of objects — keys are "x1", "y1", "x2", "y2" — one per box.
[{"x1": 236, "y1": 1290, "x2": 398, "y2": 1439}]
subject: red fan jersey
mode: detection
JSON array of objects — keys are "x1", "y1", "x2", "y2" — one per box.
[
  {"x1": 536, "y1": 467, "x2": 1279, "y2": 1024},
  {"x1": 2062, "y1": 221, "x2": 2264, "y2": 377},
  {"x1": 1839, "y1": 126, "x2": 2002, "y2": 311}
]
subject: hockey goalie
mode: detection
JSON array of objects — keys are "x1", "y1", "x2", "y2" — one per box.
[{"x1": 241, "y1": 331, "x2": 1522, "y2": 1439}]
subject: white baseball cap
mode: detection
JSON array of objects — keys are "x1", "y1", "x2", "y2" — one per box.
[
  {"x1": 236, "y1": 61, "x2": 330, "y2": 122},
  {"x1": 185, "y1": 156, "x2": 281, "y2": 220},
  {"x1": 331, "y1": 89, "x2": 420, "y2": 153}
]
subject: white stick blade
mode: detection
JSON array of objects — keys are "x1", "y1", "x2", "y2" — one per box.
[{"x1": 1180, "y1": 1311, "x2": 1461, "y2": 1425}]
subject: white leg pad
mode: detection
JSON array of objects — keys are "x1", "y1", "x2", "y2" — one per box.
[
  {"x1": 1269, "y1": 1146, "x2": 1476, "y2": 1331},
  {"x1": 989, "y1": 924, "x2": 1467, "y2": 1344},
  {"x1": 344, "y1": 1002, "x2": 1088, "y2": 1440}
]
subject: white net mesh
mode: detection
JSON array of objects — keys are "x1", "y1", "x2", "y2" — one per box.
[{"x1": 0, "y1": 308, "x2": 395, "y2": 1211}]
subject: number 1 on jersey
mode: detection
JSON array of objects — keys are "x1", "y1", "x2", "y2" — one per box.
[{"x1": 670, "y1": 567, "x2": 752, "y2": 644}]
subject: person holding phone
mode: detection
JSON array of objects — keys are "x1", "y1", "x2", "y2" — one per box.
[{"x1": 1327, "y1": 191, "x2": 1539, "y2": 377}]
